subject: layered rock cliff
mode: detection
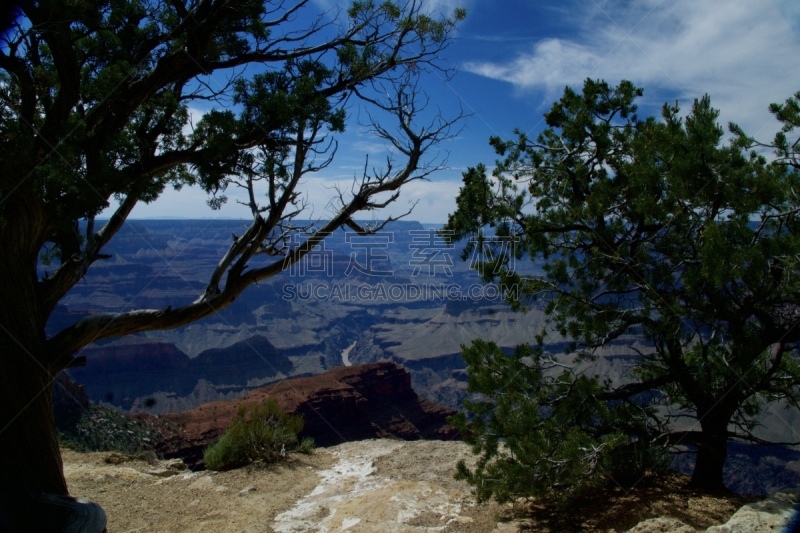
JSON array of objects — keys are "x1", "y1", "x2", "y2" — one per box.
[
  {"x1": 149, "y1": 362, "x2": 458, "y2": 469},
  {"x1": 69, "y1": 335, "x2": 292, "y2": 409}
]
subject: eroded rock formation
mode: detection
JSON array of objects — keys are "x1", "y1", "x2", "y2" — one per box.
[{"x1": 148, "y1": 362, "x2": 458, "y2": 469}]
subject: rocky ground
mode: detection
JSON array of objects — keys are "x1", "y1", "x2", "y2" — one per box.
[
  {"x1": 63, "y1": 439, "x2": 501, "y2": 532},
  {"x1": 62, "y1": 439, "x2": 797, "y2": 533}
]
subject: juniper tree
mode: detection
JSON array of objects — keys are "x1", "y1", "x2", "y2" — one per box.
[
  {"x1": 446, "y1": 79, "x2": 800, "y2": 495},
  {"x1": 0, "y1": 0, "x2": 463, "y2": 527}
]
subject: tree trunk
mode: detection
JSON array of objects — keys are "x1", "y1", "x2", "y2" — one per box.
[
  {"x1": 0, "y1": 259, "x2": 105, "y2": 530},
  {"x1": 690, "y1": 414, "x2": 730, "y2": 491},
  {"x1": 0, "y1": 271, "x2": 68, "y2": 520},
  {"x1": 0, "y1": 323, "x2": 71, "y2": 528}
]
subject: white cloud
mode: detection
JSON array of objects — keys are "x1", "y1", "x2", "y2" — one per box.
[
  {"x1": 103, "y1": 166, "x2": 460, "y2": 223},
  {"x1": 465, "y1": 38, "x2": 596, "y2": 93},
  {"x1": 312, "y1": 0, "x2": 471, "y2": 18},
  {"x1": 298, "y1": 174, "x2": 461, "y2": 224},
  {"x1": 351, "y1": 140, "x2": 392, "y2": 155},
  {"x1": 391, "y1": 177, "x2": 462, "y2": 223},
  {"x1": 181, "y1": 106, "x2": 207, "y2": 138},
  {"x1": 464, "y1": 0, "x2": 800, "y2": 136},
  {"x1": 115, "y1": 184, "x2": 250, "y2": 220},
  {"x1": 420, "y1": 0, "x2": 472, "y2": 17}
]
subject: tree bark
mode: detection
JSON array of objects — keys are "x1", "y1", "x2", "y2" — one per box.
[
  {"x1": 0, "y1": 353, "x2": 68, "y2": 528},
  {"x1": 0, "y1": 309, "x2": 71, "y2": 530},
  {"x1": 0, "y1": 211, "x2": 105, "y2": 529},
  {"x1": 689, "y1": 414, "x2": 730, "y2": 491}
]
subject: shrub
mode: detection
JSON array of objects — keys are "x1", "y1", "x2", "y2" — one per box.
[
  {"x1": 451, "y1": 340, "x2": 667, "y2": 505},
  {"x1": 203, "y1": 398, "x2": 313, "y2": 471},
  {"x1": 58, "y1": 403, "x2": 161, "y2": 454}
]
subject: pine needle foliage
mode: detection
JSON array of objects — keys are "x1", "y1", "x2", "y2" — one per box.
[
  {"x1": 450, "y1": 340, "x2": 667, "y2": 504},
  {"x1": 446, "y1": 79, "x2": 800, "y2": 492}
]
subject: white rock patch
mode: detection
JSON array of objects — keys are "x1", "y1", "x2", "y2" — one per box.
[
  {"x1": 706, "y1": 489, "x2": 800, "y2": 533},
  {"x1": 272, "y1": 440, "x2": 471, "y2": 532}
]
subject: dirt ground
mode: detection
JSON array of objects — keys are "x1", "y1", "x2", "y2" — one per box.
[
  {"x1": 63, "y1": 439, "x2": 501, "y2": 533},
  {"x1": 63, "y1": 439, "x2": 751, "y2": 532},
  {"x1": 63, "y1": 447, "x2": 335, "y2": 532}
]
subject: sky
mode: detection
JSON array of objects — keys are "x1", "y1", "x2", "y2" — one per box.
[{"x1": 117, "y1": 0, "x2": 800, "y2": 224}]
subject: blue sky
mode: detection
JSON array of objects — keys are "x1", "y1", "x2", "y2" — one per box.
[{"x1": 120, "y1": 0, "x2": 800, "y2": 223}]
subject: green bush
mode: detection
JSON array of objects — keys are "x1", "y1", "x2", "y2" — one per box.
[
  {"x1": 58, "y1": 403, "x2": 162, "y2": 454},
  {"x1": 452, "y1": 340, "x2": 667, "y2": 505},
  {"x1": 203, "y1": 398, "x2": 313, "y2": 471}
]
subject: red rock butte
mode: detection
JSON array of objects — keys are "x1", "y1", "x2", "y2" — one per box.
[{"x1": 145, "y1": 362, "x2": 458, "y2": 469}]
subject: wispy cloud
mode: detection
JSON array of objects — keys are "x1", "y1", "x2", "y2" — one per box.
[
  {"x1": 420, "y1": 0, "x2": 472, "y2": 17},
  {"x1": 464, "y1": 0, "x2": 800, "y2": 135},
  {"x1": 312, "y1": 0, "x2": 471, "y2": 18},
  {"x1": 352, "y1": 140, "x2": 391, "y2": 155}
]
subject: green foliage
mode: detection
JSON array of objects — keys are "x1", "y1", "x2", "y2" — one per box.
[
  {"x1": 451, "y1": 340, "x2": 665, "y2": 504},
  {"x1": 0, "y1": 0, "x2": 466, "y2": 504},
  {"x1": 203, "y1": 398, "x2": 313, "y2": 471},
  {"x1": 58, "y1": 403, "x2": 162, "y2": 454},
  {"x1": 446, "y1": 79, "x2": 800, "y2": 490},
  {"x1": 733, "y1": 90, "x2": 800, "y2": 173},
  {"x1": 1, "y1": 0, "x2": 464, "y2": 253},
  {"x1": 295, "y1": 436, "x2": 316, "y2": 455}
]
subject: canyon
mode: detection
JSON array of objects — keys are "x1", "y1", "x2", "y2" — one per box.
[{"x1": 53, "y1": 220, "x2": 800, "y2": 496}]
